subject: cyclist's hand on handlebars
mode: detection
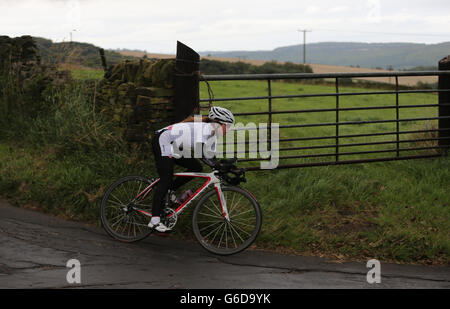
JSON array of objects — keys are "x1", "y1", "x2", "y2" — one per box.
[
  {"x1": 202, "y1": 157, "x2": 218, "y2": 168},
  {"x1": 221, "y1": 167, "x2": 246, "y2": 185},
  {"x1": 231, "y1": 167, "x2": 245, "y2": 175}
]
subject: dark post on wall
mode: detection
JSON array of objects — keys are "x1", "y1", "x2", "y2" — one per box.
[{"x1": 174, "y1": 41, "x2": 200, "y2": 121}]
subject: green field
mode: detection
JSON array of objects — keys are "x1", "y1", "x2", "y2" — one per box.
[
  {"x1": 200, "y1": 80, "x2": 440, "y2": 169},
  {"x1": 1, "y1": 74, "x2": 448, "y2": 265},
  {"x1": 69, "y1": 68, "x2": 105, "y2": 80}
]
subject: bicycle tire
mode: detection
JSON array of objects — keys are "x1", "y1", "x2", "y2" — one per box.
[
  {"x1": 100, "y1": 175, "x2": 155, "y2": 242},
  {"x1": 192, "y1": 186, "x2": 262, "y2": 255}
]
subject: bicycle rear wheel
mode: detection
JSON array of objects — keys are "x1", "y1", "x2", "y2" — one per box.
[
  {"x1": 192, "y1": 186, "x2": 262, "y2": 255},
  {"x1": 100, "y1": 175, "x2": 155, "y2": 242}
]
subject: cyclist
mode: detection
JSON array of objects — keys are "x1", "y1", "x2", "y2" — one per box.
[{"x1": 149, "y1": 106, "x2": 235, "y2": 232}]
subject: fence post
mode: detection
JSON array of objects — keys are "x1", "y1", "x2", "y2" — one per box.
[
  {"x1": 174, "y1": 41, "x2": 200, "y2": 122},
  {"x1": 395, "y1": 75, "x2": 400, "y2": 157},
  {"x1": 335, "y1": 77, "x2": 339, "y2": 162},
  {"x1": 267, "y1": 79, "x2": 272, "y2": 152},
  {"x1": 438, "y1": 56, "x2": 450, "y2": 154}
]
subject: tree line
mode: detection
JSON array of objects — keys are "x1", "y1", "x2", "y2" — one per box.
[{"x1": 199, "y1": 59, "x2": 313, "y2": 75}]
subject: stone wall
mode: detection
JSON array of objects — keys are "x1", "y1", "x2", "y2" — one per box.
[
  {"x1": 96, "y1": 58, "x2": 176, "y2": 146},
  {"x1": 0, "y1": 35, "x2": 41, "y2": 66},
  {"x1": 1, "y1": 36, "x2": 189, "y2": 151},
  {"x1": 0, "y1": 35, "x2": 71, "y2": 100}
]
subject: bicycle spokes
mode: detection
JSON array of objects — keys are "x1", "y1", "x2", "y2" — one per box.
[
  {"x1": 101, "y1": 176, "x2": 154, "y2": 242},
  {"x1": 195, "y1": 188, "x2": 259, "y2": 252}
]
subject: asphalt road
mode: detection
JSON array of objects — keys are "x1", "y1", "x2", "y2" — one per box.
[{"x1": 0, "y1": 200, "x2": 449, "y2": 289}]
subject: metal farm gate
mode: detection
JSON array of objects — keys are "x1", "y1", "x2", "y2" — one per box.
[{"x1": 198, "y1": 57, "x2": 450, "y2": 171}]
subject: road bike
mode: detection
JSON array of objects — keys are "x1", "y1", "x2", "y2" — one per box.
[{"x1": 100, "y1": 158, "x2": 262, "y2": 255}]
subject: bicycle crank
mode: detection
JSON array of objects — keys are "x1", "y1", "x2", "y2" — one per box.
[{"x1": 162, "y1": 207, "x2": 178, "y2": 229}]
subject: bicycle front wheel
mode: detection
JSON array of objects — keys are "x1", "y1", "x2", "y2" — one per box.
[
  {"x1": 192, "y1": 186, "x2": 262, "y2": 255},
  {"x1": 100, "y1": 175, "x2": 155, "y2": 242}
]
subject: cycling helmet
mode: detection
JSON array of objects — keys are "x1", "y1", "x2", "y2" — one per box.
[{"x1": 208, "y1": 106, "x2": 235, "y2": 124}]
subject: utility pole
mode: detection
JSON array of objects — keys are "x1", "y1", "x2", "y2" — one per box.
[
  {"x1": 297, "y1": 29, "x2": 311, "y2": 64},
  {"x1": 70, "y1": 29, "x2": 77, "y2": 42}
]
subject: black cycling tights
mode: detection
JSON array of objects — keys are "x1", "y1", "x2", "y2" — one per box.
[{"x1": 151, "y1": 135, "x2": 203, "y2": 217}]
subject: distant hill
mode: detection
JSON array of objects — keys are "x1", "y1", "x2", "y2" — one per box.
[
  {"x1": 33, "y1": 37, "x2": 134, "y2": 69},
  {"x1": 200, "y1": 42, "x2": 450, "y2": 70}
]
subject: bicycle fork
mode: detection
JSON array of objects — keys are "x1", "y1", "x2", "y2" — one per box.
[{"x1": 214, "y1": 183, "x2": 230, "y2": 222}]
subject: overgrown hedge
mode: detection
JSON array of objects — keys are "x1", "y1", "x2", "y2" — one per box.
[{"x1": 199, "y1": 59, "x2": 313, "y2": 75}]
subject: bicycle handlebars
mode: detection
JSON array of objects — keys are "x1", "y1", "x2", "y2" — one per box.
[{"x1": 214, "y1": 158, "x2": 246, "y2": 185}]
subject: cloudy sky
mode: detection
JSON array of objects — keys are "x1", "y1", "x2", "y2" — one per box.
[{"x1": 1, "y1": 0, "x2": 449, "y2": 53}]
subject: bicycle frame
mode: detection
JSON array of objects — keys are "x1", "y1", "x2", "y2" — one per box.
[{"x1": 133, "y1": 171, "x2": 230, "y2": 221}]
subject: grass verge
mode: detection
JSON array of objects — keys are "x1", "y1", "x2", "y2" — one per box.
[{"x1": 1, "y1": 141, "x2": 448, "y2": 264}]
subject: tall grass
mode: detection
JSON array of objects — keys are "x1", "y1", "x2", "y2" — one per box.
[
  {"x1": 0, "y1": 77, "x2": 155, "y2": 221},
  {"x1": 29, "y1": 81, "x2": 122, "y2": 153}
]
